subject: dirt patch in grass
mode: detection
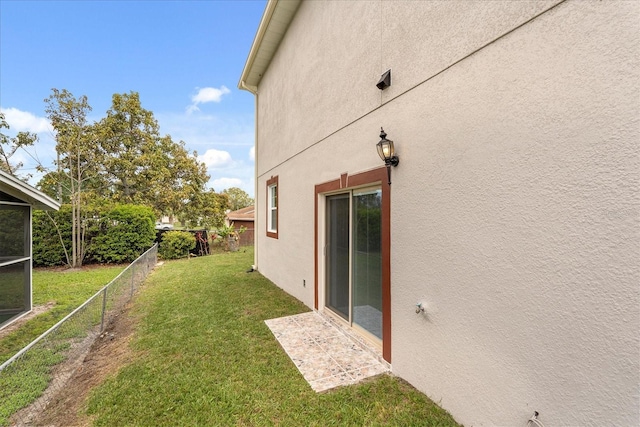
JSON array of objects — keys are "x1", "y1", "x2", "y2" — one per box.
[
  {"x1": 23, "y1": 305, "x2": 137, "y2": 427},
  {"x1": 35, "y1": 264, "x2": 128, "y2": 274},
  {"x1": 0, "y1": 302, "x2": 56, "y2": 341}
]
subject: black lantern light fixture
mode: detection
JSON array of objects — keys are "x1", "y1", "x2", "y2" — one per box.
[{"x1": 377, "y1": 127, "x2": 399, "y2": 185}]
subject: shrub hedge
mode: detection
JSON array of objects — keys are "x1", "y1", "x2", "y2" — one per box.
[
  {"x1": 89, "y1": 205, "x2": 156, "y2": 264},
  {"x1": 33, "y1": 206, "x2": 73, "y2": 267},
  {"x1": 158, "y1": 231, "x2": 196, "y2": 260},
  {"x1": 32, "y1": 204, "x2": 156, "y2": 266}
]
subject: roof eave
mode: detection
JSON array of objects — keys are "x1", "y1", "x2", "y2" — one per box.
[
  {"x1": 238, "y1": 0, "x2": 302, "y2": 94},
  {"x1": 0, "y1": 170, "x2": 61, "y2": 211}
]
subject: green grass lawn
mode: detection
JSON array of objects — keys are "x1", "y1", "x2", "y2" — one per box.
[
  {"x1": 0, "y1": 265, "x2": 125, "y2": 364},
  {"x1": 86, "y1": 248, "x2": 460, "y2": 426}
]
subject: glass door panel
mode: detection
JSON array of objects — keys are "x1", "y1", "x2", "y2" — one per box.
[
  {"x1": 326, "y1": 194, "x2": 350, "y2": 320},
  {"x1": 352, "y1": 188, "x2": 382, "y2": 339}
]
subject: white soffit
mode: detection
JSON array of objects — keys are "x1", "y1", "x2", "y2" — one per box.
[
  {"x1": 0, "y1": 169, "x2": 60, "y2": 211},
  {"x1": 239, "y1": 0, "x2": 302, "y2": 93}
]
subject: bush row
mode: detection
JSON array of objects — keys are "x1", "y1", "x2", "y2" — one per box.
[
  {"x1": 33, "y1": 204, "x2": 167, "y2": 266},
  {"x1": 157, "y1": 231, "x2": 196, "y2": 260}
]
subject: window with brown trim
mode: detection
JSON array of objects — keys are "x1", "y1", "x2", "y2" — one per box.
[{"x1": 266, "y1": 175, "x2": 278, "y2": 238}]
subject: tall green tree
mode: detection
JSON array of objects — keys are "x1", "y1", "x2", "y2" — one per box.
[
  {"x1": 180, "y1": 189, "x2": 230, "y2": 230},
  {"x1": 36, "y1": 89, "x2": 228, "y2": 266},
  {"x1": 37, "y1": 170, "x2": 71, "y2": 203},
  {"x1": 0, "y1": 112, "x2": 37, "y2": 179},
  {"x1": 44, "y1": 88, "x2": 95, "y2": 267},
  {"x1": 222, "y1": 187, "x2": 253, "y2": 211},
  {"x1": 94, "y1": 92, "x2": 210, "y2": 217}
]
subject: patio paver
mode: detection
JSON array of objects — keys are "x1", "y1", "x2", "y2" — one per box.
[{"x1": 265, "y1": 311, "x2": 389, "y2": 392}]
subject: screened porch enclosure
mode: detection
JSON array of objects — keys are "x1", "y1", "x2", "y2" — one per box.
[
  {"x1": 0, "y1": 170, "x2": 59, "y2": 330},
  {"x1": 0, "y1": 198, "x2": 31, "y2": 327}
]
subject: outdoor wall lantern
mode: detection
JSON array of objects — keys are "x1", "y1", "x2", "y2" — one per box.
[{"x1": 377, "y1": 127, "x2": 399, "y2": 185}]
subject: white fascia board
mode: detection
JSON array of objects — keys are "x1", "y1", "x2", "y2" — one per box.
[
  {"x1": 238, "y1": 0, "x2": 302, "y2": 94},
  {"x1": 0, "y1": 169, "x2": 60, "y2": 211}
]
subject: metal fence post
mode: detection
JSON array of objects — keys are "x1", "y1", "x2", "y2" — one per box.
[
  {"x1": 130, "y1": 263, "x2": 136, "y2": 299},
  {"x1": 100, "y1": 287, "x2": 108, "y2": 332}
]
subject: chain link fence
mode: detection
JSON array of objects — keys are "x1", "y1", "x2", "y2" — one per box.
[{"x1": 0, "y1": 243, "x2": 158, "y2": 427}]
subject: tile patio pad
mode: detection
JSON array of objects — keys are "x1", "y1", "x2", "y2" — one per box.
[{"x1": 265, "y1": 311, "x2": 389, "y2": 392}]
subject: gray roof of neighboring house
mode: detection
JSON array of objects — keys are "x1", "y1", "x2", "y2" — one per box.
[
  {"x1": 0, "y1": 169, "x2": 60, "y2": 210},
  {"x1": 238, "y1": 0, "x2": 302, "y2": 93},
  {"x1": 226, "y1": 205, "x2": 255, "y2": 222}
]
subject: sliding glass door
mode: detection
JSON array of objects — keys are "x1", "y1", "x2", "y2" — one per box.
[
  {"x1": 326, "y1": 193, "x2": 350, "y2": 320},
  {"x1": 352, "y1": 188, "x2": 382, "y2": 339},
  {"x1": 326, "y1": 188, "x2": 382, "y2": 340}
]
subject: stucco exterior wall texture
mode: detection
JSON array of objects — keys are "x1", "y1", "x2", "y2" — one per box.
[{"x1": 253, "y1": 1, "x2": 639, "y2": 425}]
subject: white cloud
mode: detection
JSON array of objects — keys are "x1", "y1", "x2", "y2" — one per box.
[
  {"x1": 186, "y1": 86, "x2": 231, "y2": 114},
  {"x1": 249, "y1": 146, "x2": 255, "y2": 161},
  {"x1": 198, "y1": 148, "x2": 232, "y2": 168},
  {"x1": 0, "y1": 107, "x2": 51, "y2": 133},
  {"x1": 186, "y1": 104, "x2": 200, "y2": 114},
  {"x1": 0, "y1": 107, "x2": 58, "y2": 185},
  {"x1": 187, "y1": 86, "x2": 231, "y2": 113},
  {"x1": 154, "y1": 111, "x2": 255, "y2": 197},
  {"x1": 211, "y1": 177, "x2": 243, "y2": 192}
]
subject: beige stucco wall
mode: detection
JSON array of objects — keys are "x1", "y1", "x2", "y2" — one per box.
[{"x1": 253, "y1": 1, "x2": 639, "y2": 425}]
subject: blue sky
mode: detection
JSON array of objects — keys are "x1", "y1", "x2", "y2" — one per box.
[{"x1": 0, "y1": 0, "x2": 266, "y2": 197}]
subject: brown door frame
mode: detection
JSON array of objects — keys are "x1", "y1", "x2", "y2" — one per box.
[{"x1": 314, "y1": 167, "x2": 391, "y2": 362}]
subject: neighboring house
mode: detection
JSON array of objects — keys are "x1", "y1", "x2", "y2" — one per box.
[
  {"x1": 0, "y1": 170, "x2": 60, "y2": 329},
  {"x1": 238, "y1": 1, "x2": 639, "y2": 426},
  {"x1": 225, "y1": 205, "x2": 255, "y2": 246}
]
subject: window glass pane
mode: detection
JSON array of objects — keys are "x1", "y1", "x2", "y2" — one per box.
[
  {"x1": 0, "y1": 261, "x2": 29, "y2": 326},
  {"x1": 352, "y1": 188, "x2": 382, "y2": 339},
  {"x1": 271, "y1": 207, "x2": 277, "y2": 231},
  {"x1": 273, "y1": 186, "x2": 277, "y2": 208},
  {"x1": 326, "y1": 194, "x2": 350, "y2": 320},
  {"x1": 268, "y1": 184, "x2": 278, "y2": 233},
  {"x1": 0, "y1": 205, "x2": 29, "y2": 259},
  {"x1": 270, "y1": 185, "x2": 277, "y2": 208}
]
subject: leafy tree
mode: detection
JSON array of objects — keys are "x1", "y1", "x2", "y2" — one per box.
[
  {"x1": 154, "y1": 134, "x2": 209, "y2": 217},
  {"x1": 37, "y1": 170, "x2": 72, "y2": 203},
  {"x1": 214, "y1": 223, "x2": 246, "y2": 252},
  {"x1": 0, "y1": 112, "x2": 37, "y2": 179},
  {"x1": 44, "y1": 88, "x2": 95, "y2": 267},
  {"x1": 32, "y1": 89, "x2": 231, "y2": 267},
  {"x1": 41, "y1": 90, "x2": 212, "y2": 266},
  {"x1": 179, "y1": 189, "x2": 229, "y2": 230},
  {"x1": 94, "y1": 92, "x2": 210, "y2": 217},
  {"x1": 222, "y1": 187, "x2": 253, "y2": 211}
]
